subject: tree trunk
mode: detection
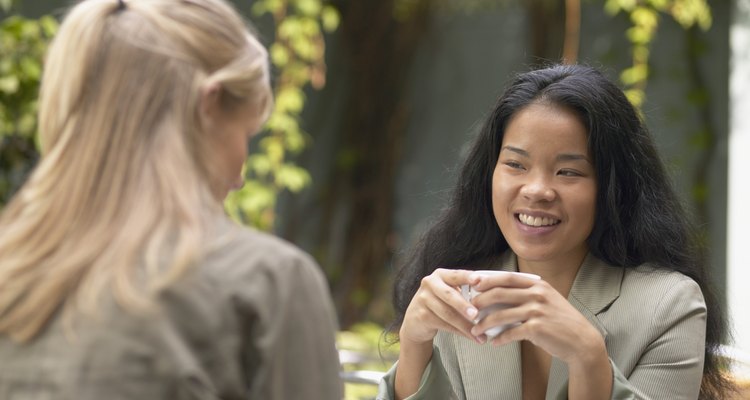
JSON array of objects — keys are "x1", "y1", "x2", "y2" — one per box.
[{"x1": 318, "y1": 0, "x2": 431, "y2": 327}]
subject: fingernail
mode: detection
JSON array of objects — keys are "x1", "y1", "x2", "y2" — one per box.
[
  {"x1": 474, "y1": 335, "x2": 485, "y2": 344},
  {"x1": 466, "y1": 307, "x2": 478, "y2": 318}
]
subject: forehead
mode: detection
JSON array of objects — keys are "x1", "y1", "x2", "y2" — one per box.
[{"x1": 502, "y1": 103, "x2": 589, "y2": 155}]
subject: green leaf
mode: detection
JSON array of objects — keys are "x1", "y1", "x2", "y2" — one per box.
[
  {"x1": 284, "y1": 128, "x2": 307, "y2": 153},
  {"x1": 275, "y1": 86, "x2": 305, "y2": 114},
  {"x1": 626, "y1": 26, "x2": 652, "y2": 45},
  {"x1": 633, "y1": 46, "x2": 650, "y2": 63},
  {"x1": 0, "y1": 75, "x2": 19, "y2": 94},
  {"x1": 252, "y1": 0, "x2": 284, "y2": 16},
  {"x1": 0, "y1": 0, "x2": 13, "y2": 13},
  {"x1": 269, "y1": 43, "x2": 290, "y2": 67},
  {"x1": 631, "y1": 7, "x2": 658, "y2": 31},
  {"x1": 266, "y1": 112, "x2": 299, "y2": 133},
  {"x1": 276, "y1": 164, "x2": 311, "y2": 192},
  {"x1": 620, "y1": 64, "x2": 648, "y2": 86},
  {"x1": 294, "y1": 0, "x2": 321, "y2": 17},
  {"x1": 605, "y1": 0, "x2": 637, "y2": 14},
  {"x1": 647, "y1": 0, "x2": 670, "y2": 11},
  {"x1": 39, "y1": 16, "x2": 58, "y2": 37},
  {"x1": 250, "y1": 1, "x2": 267, "y2": 16},
  {"x1": 247, "y1": 154, "x2": 272, "y2": 177},
  {"x1": 20, "y1": 56, "x2": 42, "y2": 80},
  {"x1": 291, "y1": 35, "x2": 316, "y2": 61},
  {"x1": 624, "y1": 89, "x2": 645, "y2": 108},
  {"x1": 278, "y1": 18, "x2": 302, "y2": 40},
  {"x1": 239, "y1": 182, "x2": 276, "y2": 212},
  {"x1": 262, "y1": 137, "x2": 285, "y2": 164},
  {"x1": 321, "y1": 5, "x2": 340, "y2": 32}
]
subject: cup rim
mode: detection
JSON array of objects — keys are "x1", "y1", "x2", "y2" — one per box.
[{"x1": 471, "y1": 270, "x2": 541, "y2": 280}]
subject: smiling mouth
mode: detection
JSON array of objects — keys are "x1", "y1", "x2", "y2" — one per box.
[{"x1": 517, "y1": 213, "x2": 561, "y2": 227}]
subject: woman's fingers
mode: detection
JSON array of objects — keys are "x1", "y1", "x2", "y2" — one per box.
[
  {"x1": 470, "y1": 271, "x2": 539, "y2": 292},
  {"x1": 401, "y1": 268, "x2": 482, "y2": 344},
  {"x1": 469, "y1": 302, "x2": 534, "y2": 336},
  {"x1": 416, "y1": 297, "x2": 484, "y2": 344},
  {"x1": 470, "y1": 287, "x2": 527, "y2": 309},
  {"x1": 427, "y1": 269, "x2": 479, "y2": 318}
]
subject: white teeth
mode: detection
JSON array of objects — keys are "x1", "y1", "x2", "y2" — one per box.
[{"x1": 518, "y1": 213, "x2": 559, "y2": 227}]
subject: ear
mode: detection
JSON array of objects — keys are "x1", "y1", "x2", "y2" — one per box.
[{"x1": 198, "y1": 82, "x2": 222, "y2": 128}]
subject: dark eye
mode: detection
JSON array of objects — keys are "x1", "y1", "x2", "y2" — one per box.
[
  {"x1": 504, "y1": 161, "x2": 525, "y2": 170},
  {"x1": 558, "y1": 169, "x2": 581, "y2": 177}
]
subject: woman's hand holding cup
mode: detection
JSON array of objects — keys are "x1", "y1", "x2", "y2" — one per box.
[
  {"x1": 399, "y1": 268, "x2": 484, "y2": 346},
  {"x1": 461, "y1": 271, "x2": 541, "y2": 339}
]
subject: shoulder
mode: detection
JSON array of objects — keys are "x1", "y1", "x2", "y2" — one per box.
[
  {"x1": 201, "y1": 221, "x2": 325, "y2": 287},
  {"x1": 161, "y1": 219, "x2": 334, "y2": 328},
  {"x1": 620, "y1": 264, "x2": 704, "y2": 308},
  {"x1": 600, "y1": 260, "x2": 706, "y2": 335},
  {"x1": 594, "y1": 260, "x2": 707, "y2": 392}
]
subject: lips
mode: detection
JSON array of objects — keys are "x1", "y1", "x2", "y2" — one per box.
[{"x1": 517, "y1": 213, "x2": 561, "y2": 227}]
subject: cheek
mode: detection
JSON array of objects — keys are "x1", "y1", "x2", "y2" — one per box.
[
  {"x1": 577, "y1": 185, "x2": 598, "y2": 230},
  {"x1": 491, "y1": 172, "x2": 512, "y2": 223},
  {"x1": 231, "y1": 134, "x2": 249, "y2": 166}
]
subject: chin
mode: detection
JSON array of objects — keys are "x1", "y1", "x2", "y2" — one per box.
[{"x1": 508, "y1": 244, "x2": 557, "y2": 262}]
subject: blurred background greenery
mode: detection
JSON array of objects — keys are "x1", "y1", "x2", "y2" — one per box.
[{"x1": 0, "y1": 0, "x2": 729, "y2": 398}]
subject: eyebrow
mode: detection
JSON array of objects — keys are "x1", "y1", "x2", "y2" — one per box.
[{"x1": 501, "y1": 145, "x2": 592, "y2": 163}]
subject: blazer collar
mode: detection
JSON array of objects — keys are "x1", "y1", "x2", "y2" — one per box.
[
  {"x1": 491, "y1": 250, "x2": 624, "y2": 399},
  {"x1": 494, "y1": 250, "x2": 623, "y2": 321}
]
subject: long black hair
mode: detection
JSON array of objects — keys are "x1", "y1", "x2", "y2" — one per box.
[{"x1": 391, "y1": 64, "x2": 732, "y2": 398}]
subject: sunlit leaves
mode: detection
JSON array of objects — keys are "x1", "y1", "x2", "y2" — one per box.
[
  {"x1": 0, "y1": 15, "x2": 58, "y2": 139},
  {"x1": 276, "y1": 86, "x2": 305, "y2": 113},
  {"x1": 0, "y1": 14, "x2": 57, "y2": 204},
  {"x1": 321, "y1": 5, "x2": 340, "y2": 32},
  {"x1": 294, "y1": 0, "x2": 322, "y2": 17},
  {"x1": 620, "y1": 64, "x2": 648, "y2": 86},
  {"x1": 606, "y1": 0, "x2": 711, "y2": 110},
  {"x1": 276, "y1": 164, "x2": 311, "y2": 191},
  {"x1": 225, "y1": 0, "x2": 339, "y2": 231},
  {"x1": 337, "y1": 322, "x2": 399, "y2": 400},
  {"x1": 671, "y1": 0, "x2": 711, "y2": 30}
]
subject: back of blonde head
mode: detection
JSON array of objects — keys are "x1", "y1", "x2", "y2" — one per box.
[{"x1": 0, "y1": 0, "x2": 272, "y2": 342}]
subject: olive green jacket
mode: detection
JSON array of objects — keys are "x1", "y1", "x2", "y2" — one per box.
[
  {"x1": 0, "y1": 221, "x2": 343, "y2": 400},
  {"x1": 378, "y1": 251, "x2": 706, "y2": 400}
]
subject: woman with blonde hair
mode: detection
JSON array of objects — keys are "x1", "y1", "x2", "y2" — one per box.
[{"x1": 0, "y1": 0, "x2": 342, "y2": 398}]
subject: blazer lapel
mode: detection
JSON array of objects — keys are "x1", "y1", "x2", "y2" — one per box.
[
  {"x1": 454, "y1": 252, "x2": 623, "y2": 399},
  {"x1": 546, "y1": 253, "x2": 624, "y2": 399},
  {"x1": 457, "y1": 252, "x2": 523, "y2": 400},
  {"x1": 455, "y1": 336, "x2": 523, "y2": 400}
]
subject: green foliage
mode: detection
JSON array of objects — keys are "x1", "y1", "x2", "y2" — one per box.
[
  {"x1": 604, "y1": 0, "x2": 711, "y2": 108},
  {"x1": 225, "y1": 0, "x2": 339, "y2": 231},
  {"x1": 337, "y1": 322, "x2": 399, "y2": 400},
  {"x1": 0, "y1": 14, "x2": 57, "y2": 205},
  {"x1": 0, "y1": 0, "x2": 14, "y2": 13}
]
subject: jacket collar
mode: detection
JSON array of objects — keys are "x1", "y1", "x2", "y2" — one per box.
[
  {"x1": 494, "y1": 250, "x2": 623, "y2": 327},
  {"x1": 456, "y1": 250, "x2": 624, "y2": 399}
]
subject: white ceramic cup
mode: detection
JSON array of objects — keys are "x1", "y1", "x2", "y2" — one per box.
[{"x1": 461, "y1": 270, "x2": 541, "y2": 338}]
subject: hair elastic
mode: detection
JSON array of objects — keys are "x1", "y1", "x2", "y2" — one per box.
[{"x1": 116, "y1": 0, "x2": 126, "y2": 11}]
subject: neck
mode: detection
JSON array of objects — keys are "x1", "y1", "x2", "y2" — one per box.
[{"x1": 516, "y1": 250, "x2": 588, "y2": 298}]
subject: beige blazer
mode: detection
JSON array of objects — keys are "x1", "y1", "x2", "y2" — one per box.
[
  {"x1": 0, "y1": 220, "x2": 343, "y2": 400},
  {"x1": 379, "y1": 251, "x2": 707, "y2": 400}
]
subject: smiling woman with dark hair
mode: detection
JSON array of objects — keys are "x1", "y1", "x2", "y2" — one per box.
[{"x1": 378, "y1": 64, "x2": 732, "y2": 400}]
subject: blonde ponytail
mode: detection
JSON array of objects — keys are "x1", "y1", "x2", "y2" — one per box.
[{"x1": 0, "y1": 0, "x2": 272, "y2": 342}]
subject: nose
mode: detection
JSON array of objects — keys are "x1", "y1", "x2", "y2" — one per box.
[{"x1": 520, "y1": 173, "x2": 556, "y2": 202}]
